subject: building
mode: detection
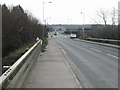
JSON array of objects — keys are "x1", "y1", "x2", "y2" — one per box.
[{"x1": 49, "y1": 24, "x2": 91, "y2": 31}]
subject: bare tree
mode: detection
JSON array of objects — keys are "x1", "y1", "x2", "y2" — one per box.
[
  {"x1": 111, "y1": 7, "x2": 118, "y2": 26},
  {"x1": 97, "y1": 9, "x2": 108, "y2": 25}
]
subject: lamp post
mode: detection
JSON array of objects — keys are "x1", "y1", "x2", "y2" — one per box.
[
  {"x1": 43, "y1": 2, "x2": 52, "y2": 24},
  {"x1": 43, "y1": 2, "x2": 45, "y2": 24},
  {"x1": 49, "y1": 17, "x2": 52, "y2": 25},
  {"x1": 81, "y1": 12, "x2": 85, "y2": 39},
  {"x1": 42, "y1": 2, "x2": 52, "y2": 37},
  {"x1": 46, "y1": 17, "x2": 52, "y2": 25},
  {"x1": 81, "y1": 12, "x2": 85, "y2": 38}
]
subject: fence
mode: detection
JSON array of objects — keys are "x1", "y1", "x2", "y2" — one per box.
[
  {"x1": 0, "y1": 40, "x2": 42, "y2": 89},
  {"x1": 86, "y1": 38, "x2": 120, "y2": 42}
]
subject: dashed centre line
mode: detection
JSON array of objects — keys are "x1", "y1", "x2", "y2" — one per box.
[
  {"x1": 91, "y1": 48, "x2": 119, "y2": 59},
  {"x1": 107, "y1": 54, "x2": 119, "y2": 59},
  {"x1": 91, "y1": 48, "x2": 102, "y2": 52}
]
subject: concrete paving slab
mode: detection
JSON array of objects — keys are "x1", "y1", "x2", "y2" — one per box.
[{"x1": 25, "y1": 38, "x2": 81, "y2": 88}]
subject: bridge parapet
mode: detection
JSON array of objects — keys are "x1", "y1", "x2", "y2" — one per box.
[{"x1": 0, "y1": 40, "x2": 42, "y2": 89}]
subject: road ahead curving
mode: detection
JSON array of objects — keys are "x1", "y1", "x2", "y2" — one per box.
[{"x1": 55, "y1": 34, "x2": 118, "y2": 88}]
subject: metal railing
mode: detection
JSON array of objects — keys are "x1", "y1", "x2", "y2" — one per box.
[
  {"x1": 0, "y1": 40, "x2": 42, "y2": 89},
  {"x1": 86, "y1": 38, "x2": 120, "y2": 42}
]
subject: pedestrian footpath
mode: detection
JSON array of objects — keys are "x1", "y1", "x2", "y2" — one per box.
[{"x1": 25, "y1": 37, "x2": 81, "y2": 88}]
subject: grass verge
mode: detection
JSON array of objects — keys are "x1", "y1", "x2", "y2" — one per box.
[
  {"x1": 2, "y1": 42, "x2": 34, "y2": 73},
  {"x1": 2, "y1": 37, "x2": 48, "y2": 73}
]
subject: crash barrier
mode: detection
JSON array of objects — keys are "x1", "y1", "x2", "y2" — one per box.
[
  {"x1": 86, "y1": 38, "x2": 120, "y2": 48},
  {"x1": 86, "y1": 38, "x2": 120, "y2": 42},
  {"x1": 0, "y1": 40, "x2": 42, "y2": 89}
]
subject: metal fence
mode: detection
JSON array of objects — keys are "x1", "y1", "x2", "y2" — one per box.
[
  {"x1": 86, "y1": 38, "x2": 120, "y2": 42},
  {"x1": 0, "y1": 40, "x2": 42, "y2": 89}
]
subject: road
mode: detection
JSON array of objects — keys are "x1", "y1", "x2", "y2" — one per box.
[{"x1": 55, "y1": 34, "x2": 118, "y2": 88}]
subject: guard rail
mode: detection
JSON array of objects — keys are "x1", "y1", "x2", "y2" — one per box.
[{"x1": 0, "y1": 40, "x2": 42, "y2": 89}]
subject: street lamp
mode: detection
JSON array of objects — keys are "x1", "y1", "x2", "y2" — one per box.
[
  {"x1": 42, "y1": 2, "x2": 52, "y2": 37},
  {"x1": 49, "y1": 17, "x2": 52, "y2": 25},
  {"x1": 81, "y1": 12, "x2": 85, "y2": 38},
  {"x1": 43, "y1": 2, "x2": 52, "y2": 25},
  {"x1": 67, "y1": 18, "x2": 72, "y2": 24},
  {"x1": 43, "y1": 2, "x2": 45, "y2": 24},
  {"x1": 46, "y1": 17, "x2": 52, "y2": 25}
]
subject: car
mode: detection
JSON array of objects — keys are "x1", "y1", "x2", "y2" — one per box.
[
  {"x1": 70, "y1": 34, "x2": 76, "y2": 39},
  {"x1": 54, "y1": 32, "x2": 57, "y2": 35}
]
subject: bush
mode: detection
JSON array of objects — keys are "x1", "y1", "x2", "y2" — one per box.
[
  {"x1": 2, "y1": 42, "x2": 34, "y2": 73},
  {"x1": 41, "y1": 37, "x2": 48, "y2": 52}
]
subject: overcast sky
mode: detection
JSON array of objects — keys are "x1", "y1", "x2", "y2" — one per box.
[{"x1": 1, "y1": 0, "x2": 119, "y2": 24}]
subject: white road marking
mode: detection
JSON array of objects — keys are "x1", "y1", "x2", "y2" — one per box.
[
  {"x1": 61, "y1": 48, "x2": 67, "y2": 54},
  {"x1": 91, "y1": 48, "x2": 119, "y2": 59},
  {"x1": 107, "y1": 54, "x2": 119, "y2": 59},
  {"x1": 91, "y1": 48, "x2": 102, "y2": 52},
  {"x1": 64, "y1": 54, "x2": 82, "y2": 88},
  {"x1": 59, "y1": 45, "x2": 82, "y2": 88}
]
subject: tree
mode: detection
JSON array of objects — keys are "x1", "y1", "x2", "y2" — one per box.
[
  {"x1": 2, "y1": 4, "x2": 12, "y2": 57},
  {"x1": 97, "y1": 9, "x2": 108, "y2": 26},
  {"x1": 2, "y1": 4, "x2": 44, "y2": 57}
]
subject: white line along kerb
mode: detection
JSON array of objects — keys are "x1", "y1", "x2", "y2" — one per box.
[
  {"x1": 61, "y1": 48, "x2": 67, "y2": 54},
  {"x1": 59, "y1": 46, "x2": 82, "y2": 88}
]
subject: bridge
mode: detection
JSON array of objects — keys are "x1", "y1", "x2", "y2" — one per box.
[
  {"x1": 0, "y1": 33, "x2": 119, "y2": 89},
  {"x1": 0, "y1": 37, "x2": 82, "y2": 89}
]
